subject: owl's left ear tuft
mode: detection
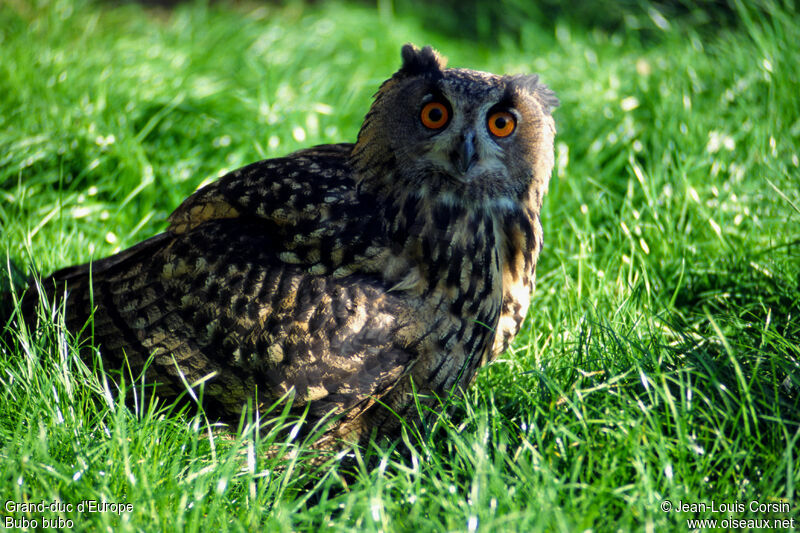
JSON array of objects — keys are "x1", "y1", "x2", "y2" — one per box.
[
  {"x1": 506, "y1": 74, "x2": 560, "y2": 114},
  {"x1": 398, "y1": 44, "x2": 447, "y2": 77}
]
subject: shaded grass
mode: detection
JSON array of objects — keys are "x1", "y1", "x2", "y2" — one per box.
[{"x1": 2, "y1": 0, "x2": 800, "y2": 530}]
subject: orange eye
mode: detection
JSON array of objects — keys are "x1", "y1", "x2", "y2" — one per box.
[
  {"x1": 487, "y1": 111, "x2": 516, "y2": 137},
  {"x1": 420, "y1": 101, "x2": 449, "y2": 130}
]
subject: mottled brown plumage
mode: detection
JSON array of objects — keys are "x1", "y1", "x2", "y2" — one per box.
[{"x1": 22, "y1": 45, "x2": 558, "y2": 451}]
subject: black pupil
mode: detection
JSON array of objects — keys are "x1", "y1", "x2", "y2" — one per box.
[
  {"x1": 494, "y1": 116, "x2": 507, "y2": 129},
  {"x1": 428, "y1": 107, "x2": 443, "y2": 123}
]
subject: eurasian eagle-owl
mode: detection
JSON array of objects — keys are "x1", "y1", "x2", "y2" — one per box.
[{"x1": 18, "y1": 44, "x2": 558, "y2": 451}]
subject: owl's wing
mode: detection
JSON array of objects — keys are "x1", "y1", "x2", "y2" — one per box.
[
  {"x1": 33, "y1": 144, "x2": 420, "y2": 428},
  {"x1": 167, "y1": 143, "x2": 379, "y2": 280},
  {"x1": 168, "y1": 143, "x2": 357, "y2": 236}
]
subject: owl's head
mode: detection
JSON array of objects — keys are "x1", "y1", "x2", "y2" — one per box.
[{"x1": 352, "y1": 44, "x2": 558, "y2": 207}]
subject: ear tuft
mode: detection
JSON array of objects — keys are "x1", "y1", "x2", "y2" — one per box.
[
  {"x1": 507, "y1": 74, "x2": 560, "y2": 114},
  {"x1": 398, "y1": 44, "x2": 447, "y2": 77}
]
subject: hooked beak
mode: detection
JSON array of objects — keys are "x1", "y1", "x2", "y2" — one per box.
[{"x1": 453, "y1": 130, "x2": 479, "y2": 175}]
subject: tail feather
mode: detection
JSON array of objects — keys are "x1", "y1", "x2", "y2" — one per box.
[
  {"x1": 46, "y1": 232, "x2": 172, "y2": 283},
  {"x1": 3, "y1": 233, "x2": 172, "y2": 345}
]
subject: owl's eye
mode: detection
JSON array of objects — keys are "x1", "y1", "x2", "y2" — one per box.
[
  {"x1": 420, "y1": 101, "x2": 450, "y2": 130},
  {"x1": 487, "y1": 111, "x2": 516, "y2": 138}
]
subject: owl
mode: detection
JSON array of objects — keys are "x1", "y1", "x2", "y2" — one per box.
[{"x1": 18, "y1": 44, "x2": 558, "y2": 452}]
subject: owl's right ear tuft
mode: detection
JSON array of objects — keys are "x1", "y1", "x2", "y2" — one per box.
[{"x1": 398, "y1": 44, "x2": 447, "y2": 77}]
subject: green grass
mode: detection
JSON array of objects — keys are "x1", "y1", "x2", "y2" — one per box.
[{"x1": 2, "y1": 0, "x2": 799, "y2": 530}]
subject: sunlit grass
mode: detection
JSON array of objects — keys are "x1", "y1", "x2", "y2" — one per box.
[{"x1": 1, "y1": 0, "x2": 799, "y2": 530}]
